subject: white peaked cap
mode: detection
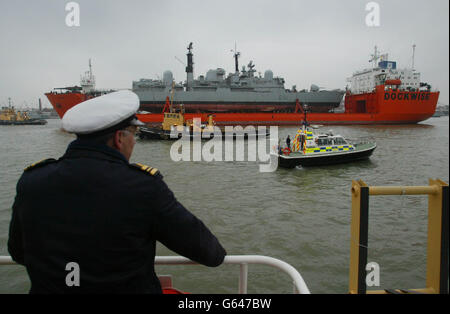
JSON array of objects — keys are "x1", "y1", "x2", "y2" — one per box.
[{"x1": 62, "y1": 90, "x2": 144, "y2": 135}]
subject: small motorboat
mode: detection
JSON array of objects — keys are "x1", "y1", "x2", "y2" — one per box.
[{"x1": 274, "y1": 127, "x2": 376, "y2": 169}]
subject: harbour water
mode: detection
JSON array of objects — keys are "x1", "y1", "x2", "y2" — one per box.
[{"x1": 0, "y1": 117, "x2": 448, "y2": 294}]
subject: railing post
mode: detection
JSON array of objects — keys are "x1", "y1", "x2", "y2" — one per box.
[
  {"x1": 239, "y1": 263, "x2": 248, "y2": 294},
  {"x1": 349, "y1": 179, "x2": 369, "y2": 294},
  {"x1": 426, "y1": 179, "x2": 449, "y2": 294}
]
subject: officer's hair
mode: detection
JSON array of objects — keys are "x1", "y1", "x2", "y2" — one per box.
[{"x1": 77, "y1": 132, "x2": 116, "y2": 145}]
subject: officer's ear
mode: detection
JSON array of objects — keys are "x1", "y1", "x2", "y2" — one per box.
[{"x1": 113, "y1": 130, "x2": 124, "y2": 150}]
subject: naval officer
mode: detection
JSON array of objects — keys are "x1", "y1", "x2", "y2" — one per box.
[{"x1": 8, "y1": 90, "x2": 226, "y2": 293}]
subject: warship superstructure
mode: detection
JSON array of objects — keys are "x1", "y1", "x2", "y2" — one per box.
[{"x1": 132, "y1": 43, "x2": 345, "y2": 113}]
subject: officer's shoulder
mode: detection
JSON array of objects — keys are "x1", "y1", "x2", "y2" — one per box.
[
  {"x1": 129, "y1": 163, "x2": 163, "y2": 178},
  {"x1": 24, "y1": 158, "x2": 58, "y2": 172}
]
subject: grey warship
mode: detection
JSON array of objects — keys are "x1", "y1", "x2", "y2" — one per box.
[{"x1": 132, "y1": 43, "x2": 344, "y2": 114}]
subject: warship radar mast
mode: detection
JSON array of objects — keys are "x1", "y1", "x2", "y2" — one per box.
[
  {"x1": 231, "y1": 43, "x2": 240, "y2": 73},
  {"x1": 186, "y1": 42, "x2": 194, "y2": 91}
]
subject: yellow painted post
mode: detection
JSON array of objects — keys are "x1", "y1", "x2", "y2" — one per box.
[
  {"x1": 426, "y1": 179, "x2": 449, "y2": 294},
  {"x1": 349, "y1": 180, "x2": 361, "y2": 294},
  {"x1": 349, "y1": 179, "x2": 448, "y2": 294},
  {"x1": 349, "y1": 180, "x2": 369, "y2": 294}
]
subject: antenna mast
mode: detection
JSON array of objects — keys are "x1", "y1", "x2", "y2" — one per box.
[
  {"x1": 370, "y1": 45, "x2": 380, "y2": 70},
  {"x1": 231, "y1": 43, "x2": 240, "y2": 73},
  {"x1": 186, "y1": 42, "x2": 194, "y2": 91},
  {"x1": 412, "y1": 44, "x2": 416, "y2": 71}
]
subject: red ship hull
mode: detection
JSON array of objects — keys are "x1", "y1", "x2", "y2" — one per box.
[
  {"x1": 45, "y1": 92, "x2": 88, "y2": 118},
  {"x1": 46, "y1": 85, "x2": 439, "y2": 125},
  {"x1": 340, "y1": 85, "x2": 439, "y2": 124},
  {"x1": 137, "y1": 85, "x2": 439, "y2": 125}
]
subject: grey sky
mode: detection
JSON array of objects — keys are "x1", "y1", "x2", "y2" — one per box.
[{"x1": 0, "y1": 0, "x2": 448, "y2": 108}]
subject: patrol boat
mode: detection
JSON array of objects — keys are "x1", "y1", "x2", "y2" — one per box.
[{"x1": 275, "y1": 124, "x2": 376, "y2": 168}]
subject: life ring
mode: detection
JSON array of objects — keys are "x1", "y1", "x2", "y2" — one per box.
[{"x1": 282, "y1": 147, "x2": 291, "y2": 155}]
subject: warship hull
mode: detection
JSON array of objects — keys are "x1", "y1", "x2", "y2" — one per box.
[
  {"x1": 45, "y1": 90, "x2": 344, "y2": 119},
  {"x1": 135, "y1": 90, "x2": 344, "y2": 113}
]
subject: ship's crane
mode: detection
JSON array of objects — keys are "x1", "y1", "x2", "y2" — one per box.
[{"x1": 174, "y1": 56, "x2": 186, "y2": 66}]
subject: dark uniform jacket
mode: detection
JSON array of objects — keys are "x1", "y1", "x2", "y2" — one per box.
[{"x1": 8, "y1": 139, "x2": 226, "y2": 293}]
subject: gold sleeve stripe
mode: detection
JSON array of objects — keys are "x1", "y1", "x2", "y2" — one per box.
[{"x1": 132, "y1": 163, "x2": 160, "y2": 176}]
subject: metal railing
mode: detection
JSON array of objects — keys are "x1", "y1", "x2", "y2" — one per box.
[{"x1": 0, "y1": 254, "x2": 310, "y2": 294}]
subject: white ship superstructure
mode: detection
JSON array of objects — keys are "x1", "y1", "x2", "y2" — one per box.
[
  {"x1": 80, "y1": 59, "x2": 96, "y2": 94},
  {"x1": 347, "y1": 46, "x2": 430, "y2": 95}
]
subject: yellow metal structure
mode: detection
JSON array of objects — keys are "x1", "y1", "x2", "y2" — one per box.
[
  {"x1": 162, "y1": 112, "x2": 185, "y2": 131},
  {"x1": 349, "y1": 179, "x2": 449, "y2": 294},
  {"x1": 162, "y1": 111, "x2": 216, "y2": 133},
  {"x1": 0, "y1": 107, "x2": 31, "y2": 122},
  {"x1": 160, "y1": 84, "x2": 216, "y2": 132}
]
